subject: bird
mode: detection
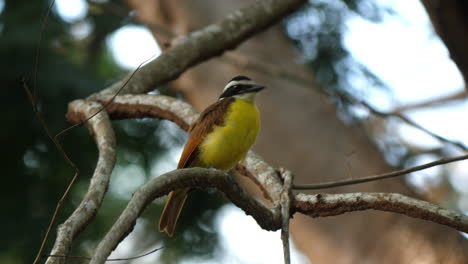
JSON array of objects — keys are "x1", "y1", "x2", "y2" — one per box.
[{"x1": 158, "y1": 75, "x2": 265, "y2": 236}]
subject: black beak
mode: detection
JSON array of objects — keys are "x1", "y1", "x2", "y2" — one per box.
[{"x1": 244, "y1": 84, "x2": 265, "y2": 93}]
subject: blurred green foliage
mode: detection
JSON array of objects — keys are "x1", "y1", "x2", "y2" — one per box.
[{"x1": 2, "y1": 0, "x2": 389, "y2": 263}]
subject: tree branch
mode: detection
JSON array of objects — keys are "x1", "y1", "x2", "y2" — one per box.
[
  {"x1": 89, "y1": 168, "x2": 281, "y2": 264},
  {"x1": 88, "y1": 0, "x2": 306, "y2": 100},
  {"x1": 293, "y1": 153, "x2": 468, "y2": 190},
  {"x1": 88, "y1": 168, "x2": 468, "y2": 264},
  {"x1": 294, "y1": 192, "x2": 468, "y2": 233},
  {"x1": 98, "y1": 94, "x2": 197, "y2": 130},
  {"x1": 279, "y1": 169, "x2": 293, "y2": 264},
  {"x1": 358, "y1": 100, "x2": 468, "y2": 151},
  {"x1": 46, "y1": 101, "x2": 116, "y2": 264},
  {"x1": 391, "y1": 90, "x2": 467, "y2": 113}
]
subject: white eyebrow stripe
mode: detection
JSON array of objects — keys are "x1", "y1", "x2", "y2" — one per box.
[{"x1": 223, "y1": 80, "x2": 255, "y2": 91}]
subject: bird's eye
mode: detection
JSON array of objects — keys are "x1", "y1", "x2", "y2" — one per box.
[{"x1": 229, "y1": 85, "x2": 240, "y2": 93}]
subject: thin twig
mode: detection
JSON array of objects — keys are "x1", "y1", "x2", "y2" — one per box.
[
  {"x1": 23, "y1": 80, "x2": 81, "y2": 264},
  {"x1": 391, "y1": 90, "x2": 467, "y2": 113},
  {"x1": 28, "y1": 3, "x2": 80, "y2": 263},
  {"x1": 293, "y1": 153, "x2": 468, "y2": 190},
  {"x1": 33, "y1": 0, "x2": 55, "y2": 99},
  {"x1": 359, "y1": 100, "x2": 468, "y2": 151},
  {"x1": 44, "y1": 246, "x2": 164, "y2": 262},
  {"x1": 55, "y1": 54, "x2": 156, "y2": 140}
]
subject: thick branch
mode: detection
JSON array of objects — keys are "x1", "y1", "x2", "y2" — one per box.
[
  {"x1": 89, "y1": 168, "x2": 281, "y2": 264},
  {"x1": 89, "y1": 168, "x2": 468, "y2": 264},
  {"x1": 46, "y1": 101, "x2": 116, "y2": 264},
  {"x1": 294, "y1": 192, "x2": 468, "y2": 233},
  {"x1": 98, "y1": 94, "x2": 198, "y2": 130},
  {"x1": 89, "y1": 0, "x2": 306, "y2": 100}
]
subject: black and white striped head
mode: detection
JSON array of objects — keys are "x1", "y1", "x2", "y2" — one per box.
[{"x1": 219, "y1": 76, "x2": 265, "y2": 102}]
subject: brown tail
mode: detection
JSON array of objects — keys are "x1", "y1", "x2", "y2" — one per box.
[{"x1": 158, "y1": 188, "x2": 190, "y2": 236}]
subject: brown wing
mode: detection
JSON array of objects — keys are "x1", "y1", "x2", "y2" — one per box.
[{"x1": 177, "y1": 97, "x2": 234, "y2": 169}]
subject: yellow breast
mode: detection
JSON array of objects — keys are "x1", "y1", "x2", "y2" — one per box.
[{"x1": 198, "y1": 99, "x2": 260, "y2": 171}]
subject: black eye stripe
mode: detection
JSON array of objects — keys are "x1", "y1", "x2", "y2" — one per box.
[{"x1": 219, "y1": 84, "x2": 250, "y2": 98}]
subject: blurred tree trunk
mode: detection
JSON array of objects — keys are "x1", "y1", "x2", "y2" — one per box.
[
  {"x1": 127, "y1": 0, "x2": 468, "y2": 263},
  {"x1": 420, "y1": 0, "x2": 468, "y2": 87}
]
